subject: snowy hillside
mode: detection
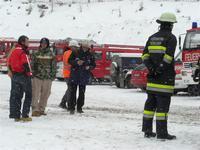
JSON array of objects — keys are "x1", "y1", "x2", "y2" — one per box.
[{"x1": 0, "y1": 0, "x2": 200, "y2": 47}]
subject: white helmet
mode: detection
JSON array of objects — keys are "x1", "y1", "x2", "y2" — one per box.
[
  {"x1": 156, "y1": 12, "x2": 177, "y2": 24},
  {"x1": 69, "y1": 40, "x2": 80, "y2": 47}
]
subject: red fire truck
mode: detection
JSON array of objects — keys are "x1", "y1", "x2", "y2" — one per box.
[
  {"x1": 0, "y1": 37, "x2": 16, "y2": 73},
  {"x1": 179, "y1": 22, "x2": 200, "y2": 95},
  {"x1": 92, "y1": 44, "x2": 144, "y2": 83},
  {"x1": 0, "y1": 37, "x2": 41, "y2": 73}
]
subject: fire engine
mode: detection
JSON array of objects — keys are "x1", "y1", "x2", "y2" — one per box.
[
  {"x1": 93, "y1": 44, "x2": 144, "y2": 83},
  {"x1": 179, "y1": 22, "x2": 200, "y2": 95},
  {"x1": 0, "y1": 37, "x2": 41, "y2": 73},
  {"x1": 0, "y1": 37, "x2": 16, "y2": 73}
]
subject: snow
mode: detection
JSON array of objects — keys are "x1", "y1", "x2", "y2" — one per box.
[{"x1": 0, "y1": 73, "x2": 200, "y2": 150}]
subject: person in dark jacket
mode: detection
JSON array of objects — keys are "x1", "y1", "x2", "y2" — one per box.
[
  {"x1": 67, "y1": 41, "x2": 96, "y2": 114},
  {"x1": 141, "y1": 12, "x2": 177, "y2": 140},
  {"x1": 8, "y1": 35, "x2": 32, "y2": 122}
]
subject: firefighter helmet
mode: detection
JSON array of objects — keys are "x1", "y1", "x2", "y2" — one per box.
[{"x1": 156, "y1": 12, "x2": 177, "y2": 24}]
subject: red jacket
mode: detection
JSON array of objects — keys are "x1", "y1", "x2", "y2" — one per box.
[{"x1": 8, "y1": 45, "x2": 32, "y2": 76}]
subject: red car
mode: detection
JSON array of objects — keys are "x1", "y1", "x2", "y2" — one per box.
[
  {"x1": 131, "y1": 61, "x2": 187, "y2": 93},
  {"x1": 131, "y1": 64, "x2": 148, "y2": 90}
]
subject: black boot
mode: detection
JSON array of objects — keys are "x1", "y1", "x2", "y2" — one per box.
[
  {"x1": 157, "y1": 134, "x2": 176, "y2": 140},
  {"x1": 70, "y1": 110, "x2": 75, "y2": 115},
  {"x1": 144, "y1": 132, "x2": 156, "y2": 138},
  {"x1": 77, "y1": 109, "x2": 84, "y2": 113},
  {"x1": 59, "y1": 102, "x2": 67, "y2": 109}
]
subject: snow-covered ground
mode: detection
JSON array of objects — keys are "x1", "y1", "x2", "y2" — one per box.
[
  {"x1": 0, "y1": 73, "x2": 200, "y2": 150},
  {"x1": 0, "y1": 0, "x2": 200, "y2": 46}
]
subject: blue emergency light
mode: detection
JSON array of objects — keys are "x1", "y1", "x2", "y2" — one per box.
[{"x1": 192, "y1": 22, "x2": 198, "y2": 28}]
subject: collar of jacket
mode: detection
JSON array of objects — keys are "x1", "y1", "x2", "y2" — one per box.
[
  {"x1": 15, "y1": 44, "x2": 29, "y2": 54},
  {"x1": 39, "y1": 47, "x2": 50, "y2": 53}
]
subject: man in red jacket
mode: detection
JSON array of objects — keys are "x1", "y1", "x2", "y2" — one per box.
[{"x1": 8, "y1": 35, "x2": 32, "y2": 122}]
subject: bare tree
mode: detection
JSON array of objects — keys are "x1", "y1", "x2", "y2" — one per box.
[{"x1": 51, "y1": 0, "x2": 53, "y2": 12}]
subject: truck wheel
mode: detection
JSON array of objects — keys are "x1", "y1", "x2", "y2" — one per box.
[
  {"x1": 188, "y1": 85, "x2": 200, "y2": 96},
  {"x1": 125, "y1": 76, "x2": 132, "y2": 89},
  {"x1": 114, "y1": 75, "x2": 121, "y2": 88},
  {"x1": 115, "y1": 80, "x2": 120, "y2": 88}
]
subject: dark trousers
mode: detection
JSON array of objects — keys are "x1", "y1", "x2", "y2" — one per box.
[
  {"x1": 68, "y1": 83, "x2": 86, "y2": 111},
  {"x1": 142, "y1": 93, "x2": 171, "y2": 135},
  {"x1": 9, "y1": 74, "x2": 32, "y2": 119},
  {"x1": 60, "y1": 78, "x2": 69, "y2": 105}
]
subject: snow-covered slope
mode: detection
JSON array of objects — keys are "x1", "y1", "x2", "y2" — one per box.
[{"x1": 0, "y1": 0, "x2": 200, "y2": 46}]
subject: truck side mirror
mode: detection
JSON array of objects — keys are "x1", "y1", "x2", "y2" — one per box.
[
  {"x1": 179, "y1": 35, "x2": 181, "y2": 51},
  {"x1": 175, "y1": 33, "x2": 186, "y2": 60}
]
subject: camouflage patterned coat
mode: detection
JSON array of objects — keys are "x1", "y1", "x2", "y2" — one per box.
[{"x1": 32, "y1": 47, "x2": 57, "y2": 80}]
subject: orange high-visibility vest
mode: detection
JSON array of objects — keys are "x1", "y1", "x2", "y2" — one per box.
[{"x1": 63, "y1": 50, "x2": 72, "y2": 78}]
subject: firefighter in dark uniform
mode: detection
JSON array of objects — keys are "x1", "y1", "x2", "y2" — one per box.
[{"x1": 141, "y1": 12, "x2": 177, "y2": 140}]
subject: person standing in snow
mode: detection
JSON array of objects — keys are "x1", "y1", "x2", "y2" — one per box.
[
  {"x1": 8, "y1": 35, "x2": 32, "y2": 122},
  {"x1": 59, "y1": 44, "x2": 73, "y2": 109},
  {"x1": 67, "y1": 41, "x2": 96, "y2": 115},
  {"x1": 141, "y1": 12, "x2": 177, "y2": 140},
  {"x1": 31, "y1": 38, "x2": 57, "y2": 117}
]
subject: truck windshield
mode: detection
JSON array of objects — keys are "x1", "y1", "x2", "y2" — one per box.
[
  {"x1": 184, "y1": 31, "x2": 200, "y2": 50},
  {"x1": 134, "y1": 63, "x2": 146, "y2": 71},
  {"x1": 94, "y1": 51, "x2": 102, "y2": 60},
  {"x1": 0, "y1": 43, "x2": 6, "y2": 52},
  {"x1": 122, "y1": 57, "x2": 142, "y2": 69}
]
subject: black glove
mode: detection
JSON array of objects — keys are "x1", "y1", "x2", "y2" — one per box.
[
  {"x1": 155, "y1": 63, "x2": 164, "y2": 76},
  {"x1": 148, "y1": 66, "x2": 155, "y2": 76}
]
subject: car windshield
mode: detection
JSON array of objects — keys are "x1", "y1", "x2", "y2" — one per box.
[
  {"x1": 184, "y1": 31, "x2": 200, "y2": 50},
  {"x1": 121, "y1": 57, "x2": 142, "y2": 69},
  {"x1": 134, "y1": 63, "x2": 146, "y2": 71}
]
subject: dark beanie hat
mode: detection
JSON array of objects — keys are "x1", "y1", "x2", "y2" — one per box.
[{"x1": 40, "y1": 37, "x2": 50, "y2": 47}]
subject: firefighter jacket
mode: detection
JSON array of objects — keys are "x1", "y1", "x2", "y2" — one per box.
[
  {"x1": 32, "y1": 47, "x2": 57, "y2": 80},
  {"x1": 142, "y1": 29, "x2": 177, "y2": 96},
  {"x1": 68, "y1": 49, "x2": 96, "y2": 85},
  {"x1": 8, "y1": 44, "x2": 32, "y2": 76},
  {"x1": 63, "y1": 50, "x2": 72, "y2": 78}
]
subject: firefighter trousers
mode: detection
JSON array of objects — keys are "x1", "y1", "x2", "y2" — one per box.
[
  {"x1": 68, "y1": 83, "x2": 86, "y2": 111},
  {"x1": 142, "y1": 93, "x2": 171, "y2": 136},
  {"x1": 9, "y1": 74, "x2": 32, "y2": 119}
]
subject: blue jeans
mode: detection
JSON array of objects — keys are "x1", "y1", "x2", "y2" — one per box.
[{"x1": 9, "y1": 74, "x2": 32, "y2": 119}]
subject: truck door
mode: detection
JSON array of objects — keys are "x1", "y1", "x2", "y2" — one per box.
[{"x1": 92, "y1": 50, "x2": 104, "y2": 80}]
